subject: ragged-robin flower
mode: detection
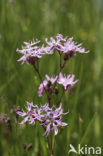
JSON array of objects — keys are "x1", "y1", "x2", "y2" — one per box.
[
  {"x1": 17, "y1": 39, "x2": 53, "y2": 64},
  {"x1": 16, "y1": 102, "x2": 69, "y2": 137},
  {"x1": 62, "y1": 37, "x2": 90, "y2": 60},
  {"x1": 16, "y1": 101, "x2": 43, "y2": 125},
  {"x1": 38, "y1": 75, "x2": 58, "y2": 97},
  {"x1": 57, "y1": 72, "x2": 78, "y2": 90},
  {"x1": 41, "y1": 103, "x2": 68, "y2": 136},
  {"x1": 45, "y1": 34, "x2": 67, "y2": 52},
  {"x1": 45, "y1": 34, "x2": 89, "y2": 57}
]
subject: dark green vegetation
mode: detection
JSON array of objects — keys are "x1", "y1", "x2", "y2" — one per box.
[{"x1": 0, "y1": 0, "x2": 103, "y2": 155}]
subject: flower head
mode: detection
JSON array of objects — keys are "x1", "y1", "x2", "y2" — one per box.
[
  {"x1": 16, "y1": 101, "x2": 43, "y2": 125},
  {"x1": 45, "y1": 34, "x2": 67, "y2": 52},
  {"x1": 17, "y1": 39, "x2": 53, "y2": 64},
  {"x1": 45, "y1": 34, "x2": 89, "y2": 56},
  {"x1": 16, "y1": 102, "x2": 68, "y2": 137},
  {"x1": 62, "y1": 37, "x2": 89, "y2": 55},
  {"x1": 17, "y1": 39, "x2": 41, "y2": 64},
  {"x1": 16, "y1": 102, "x2": 68, "y2": 136},
  {"x1": 41, "y1": 103, "x2": 68, "y2": 136},
  {"x1": 38, "y1": 75, "x2": 58, "y2": 97},
  {"x1": 57, "y1": 73, "x2": 78, "y2": 90}
]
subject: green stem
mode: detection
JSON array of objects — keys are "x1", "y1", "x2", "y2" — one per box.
[
  {"x1": 33, "y1": 64, "x2": 50, "y2": 105},
  {"x1": 57, "y1": 88, "x2": 65, "y2": 106}
]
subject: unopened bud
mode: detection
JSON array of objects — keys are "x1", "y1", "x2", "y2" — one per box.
[{"x1": 54, "y1": 87, "x2": 58, "y2": 94}]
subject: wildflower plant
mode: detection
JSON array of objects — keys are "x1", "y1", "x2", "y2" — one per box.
[{"x1": 16, "y1": 34, "x2": 89, "y2": 156}]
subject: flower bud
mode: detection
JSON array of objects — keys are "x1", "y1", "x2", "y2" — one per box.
[{"x1": 54, "y1": 87, "x2": 58, "y2": 95}]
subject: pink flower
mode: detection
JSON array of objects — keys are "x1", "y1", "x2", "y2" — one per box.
[
  {"x1": 16, "y1": 102, "x2": 68, "y2": 137},
  {"x1": 16, "y1": 101, "x2": 43, "y2": 125},
  {"x1": 45, "y1": 34, "x2": 89, "y2": 56},
  {"x1": 17, "y1": 34, "x2": 90, "y2": 65},
  {"x1": 45, "y1": 34, "x2": 67, "y2": 52},
  {"x1": 38, "y1": 75, "x2": 58, "y2": 97},
  {"x1": 62, "y1": 37, "x2": 89, "y2": 54},
  {"x1": 41, "y1": 103, "x2": 68, "y2": 136},
  {"x1": 57, "y1": 73, "x2": 78, "y2": 90},
  {"x1": 17, "y1": 39, "x2": 53, "y2": 64}
]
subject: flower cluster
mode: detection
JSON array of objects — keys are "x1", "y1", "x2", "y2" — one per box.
[
  {"x1": 17, "y1": 34, "x2": 89, "y2": 64},
  {"x1": 16, "y1": 101, "x2": 68, "y2": 137},
  {"x1": 16, "y1": 34, "x2": 89, "y2": 139},
  {"x1": 46, "y1": 34, "x2": 89, "y2": 54}
]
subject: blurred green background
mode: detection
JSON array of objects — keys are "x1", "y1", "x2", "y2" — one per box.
[{"x1": 0, "y1": 0, "x2": 103, "y2": 155}]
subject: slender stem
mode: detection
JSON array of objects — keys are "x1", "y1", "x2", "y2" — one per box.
[
  {"x1": 61, "y1": 60, "x2": 67, "y2": 69},
  {"x1": 53, "y1": 54, "x2": 66, "y2": 94},
  {"x1": 47, "y1": 136, "x2": 55, "y2": 156},
  {"x1": 33, "y1": 63, "x2": 51, "y2": 105},
  {"x1": 50, "y1": 132, "x2": 52, "y2": 149},
  {"x1": 47, "y1": 137, "x2": 51, "y2": 155},
  {"x1": 60, "y1": 54, "x2": 62, "y2": 70},
  {"x1": 57, "y1": 88, "x2": 65, "y2": 106},
  {"x1": 50, "y1": 134, "x2": 55, "y2": 156},
  {"x1": 53, "y1": 54, "x2": 62, "y2": 90},
  {"x1": 52, "y1": 136, "x2": 55, "y2": 156},
  {"x1": 42, "y1": 126, "x2": 52, "y2": 156},
  {"x1": 37, "y1": 69, "x2": 42, "y2": 82}
]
